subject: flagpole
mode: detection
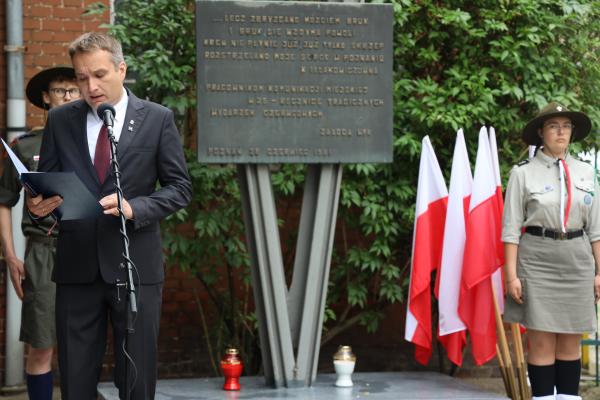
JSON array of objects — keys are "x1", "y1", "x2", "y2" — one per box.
[
  {"x1": 510, "y1": 323, "x2": 530, "y2": 399},
  {"x1": 492, "y1": 285, "x2": 520, "y2": 400},
  {"x1": 495, "y1": 343, "x2": 511, "y2": 398}
]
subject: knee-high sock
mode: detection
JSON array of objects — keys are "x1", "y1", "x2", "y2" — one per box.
[
  {"x1": 26, "y1": 371, "x2": 53, "y2": 400},
  {"x1": 555, "y1": 359, "x2": 581, "y2": 395},
  {"x1": 528, "y1": 363, "x2": 555, "y2": 397}
]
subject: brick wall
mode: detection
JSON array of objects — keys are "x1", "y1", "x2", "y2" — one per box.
[
  {"x1": 23, "y1": 0, "x2": 110, "y2": 129},
  {"x1": 158, "y1": 267, "x2": 210, "y2": 377}
]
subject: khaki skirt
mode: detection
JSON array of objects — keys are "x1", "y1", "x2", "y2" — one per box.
[{"x1": 503, "y1": 232, "x2": 597, "y2": 333}]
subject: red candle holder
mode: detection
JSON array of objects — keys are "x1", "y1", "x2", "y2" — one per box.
[{"x1": 221, "y1": 348, "x2": 243, "y2": 391}]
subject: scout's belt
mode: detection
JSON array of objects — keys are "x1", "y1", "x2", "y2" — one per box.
[
  {"x1": 525, "y1": 226, "x2": 584, "y2": 240},
  {"x1": 28, "y1": 235, "x2": 57, "y2": 246}
]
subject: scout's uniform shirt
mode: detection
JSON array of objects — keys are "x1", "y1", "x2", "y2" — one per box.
[
  {"x1": 502, "y1": 149, "x2": 600, "y2": 244},
  {"x1": 0, "y1": 130, "x2": 58, "y2": 238}
]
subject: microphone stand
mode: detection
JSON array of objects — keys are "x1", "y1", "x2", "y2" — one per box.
[{"x1": 106, "y1": 122, "x2": 138, "y2": 400}]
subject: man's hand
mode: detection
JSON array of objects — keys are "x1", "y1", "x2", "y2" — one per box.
[
  {"x1": 26, "y1": 194, "x2": 63, "y2": 218},
  {"x1": 99, "y1": 194, "x2": 134, "y2": 219},
  {"x1": 595, "y1": 275, "x2": 600, "y2": 304},
  {"x1": 6, "y1": 255, "x2": 25, "y2": 299}
]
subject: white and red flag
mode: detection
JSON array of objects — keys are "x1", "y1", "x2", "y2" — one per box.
[
  {"x1": 405, "y1": 136, "x2": 448, "y2": 365},
  {"x1": 436, "y1": 129, "x2": 471, "y2": 366},
  {"x1": 458, "y1": 127, "x2": 501, "y2": 366},
  {"x1": 488, "y1": 127, "x2": 505, "y2": 311}
]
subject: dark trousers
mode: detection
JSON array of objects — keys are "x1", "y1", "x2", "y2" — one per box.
[{"x1": 56, "y1": 278, "x2": 163, "y2": 400}]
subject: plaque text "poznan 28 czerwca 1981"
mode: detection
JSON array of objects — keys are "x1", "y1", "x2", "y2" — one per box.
[{"x1": 196, "y1": 0, "x2": 393, "y2": 164}]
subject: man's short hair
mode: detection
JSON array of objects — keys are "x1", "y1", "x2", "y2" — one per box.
[{"x1": 69, "y1": 32, "x2": 125, "y2": 68}]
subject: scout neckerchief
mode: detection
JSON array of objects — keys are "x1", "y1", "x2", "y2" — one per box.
[{"x1": 558, "y1": 157, "x2": 572, "y2": 233}]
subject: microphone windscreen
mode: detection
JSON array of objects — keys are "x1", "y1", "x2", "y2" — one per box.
[{"x1": 97, "y1": 103, "x2": 116, "y2": 119}]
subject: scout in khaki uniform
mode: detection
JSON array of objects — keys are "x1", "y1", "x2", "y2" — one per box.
[
  {"x1": 0, "y1": 67, "x2": 80, "y2": 400},
  {"x1": 502, "y1": 102, "x2": 600, "y2": 400}
]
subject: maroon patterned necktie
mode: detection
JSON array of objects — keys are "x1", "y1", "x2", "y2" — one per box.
[{"x1": 94, "y1": 125, "x2": 110, "y2": 184}]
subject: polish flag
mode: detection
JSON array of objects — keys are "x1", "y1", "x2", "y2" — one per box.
[
  {"x1": 405, "y1": 136, "x2": 448, "y2": 365},
  {"x1": 436, "y1": 130, "x2": 471, "y2": 366},
  {"x1": 458, "y1": 127, "x2": 500, "y2": 366},
  {"x1": 489, "y1": 127, "x2": 505, "y2": 312}
]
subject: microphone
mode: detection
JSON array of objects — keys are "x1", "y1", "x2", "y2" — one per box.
[{"x1": 97, "y1": 103, "x2": 116, "y2": 127}]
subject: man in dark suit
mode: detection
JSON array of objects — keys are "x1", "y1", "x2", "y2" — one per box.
[{"x1": 27, "y1": 32, "x2": 192, "y2": 400}]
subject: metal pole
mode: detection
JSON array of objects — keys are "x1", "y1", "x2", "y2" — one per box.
[
  {"x1": 4, "y1": 0, "x2": 26, "y2": 388},
  {"x1": 239, "y1": 164, "x2": 342, "y2": 387}
]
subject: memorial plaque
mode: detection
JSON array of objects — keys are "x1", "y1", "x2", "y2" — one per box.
[{"x1": 196, "y1": 0, "x2": 393, "y2": 163}]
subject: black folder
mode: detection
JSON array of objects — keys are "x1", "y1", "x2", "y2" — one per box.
[
  {"x1": 2, "y1": 139, "x2": 102, "y2": 220},
  {"x1": 22, "y1": 172, "x2": 102, "y2": 220}
]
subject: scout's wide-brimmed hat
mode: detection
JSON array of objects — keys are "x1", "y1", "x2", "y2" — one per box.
[
  {"x1": 26, "y1": 66, "x2": 76, "y2": 109},
  {"x1": 522, "y1": 102, "x2": 592, "y2": 145}
]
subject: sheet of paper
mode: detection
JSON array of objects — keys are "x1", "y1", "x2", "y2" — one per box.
[
  {"x1": 1, "y1": 138, "x2": 30, "y2": 175},
  {"x1": 2, "y1": 137, "x2": 102, "y2": 220}
]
